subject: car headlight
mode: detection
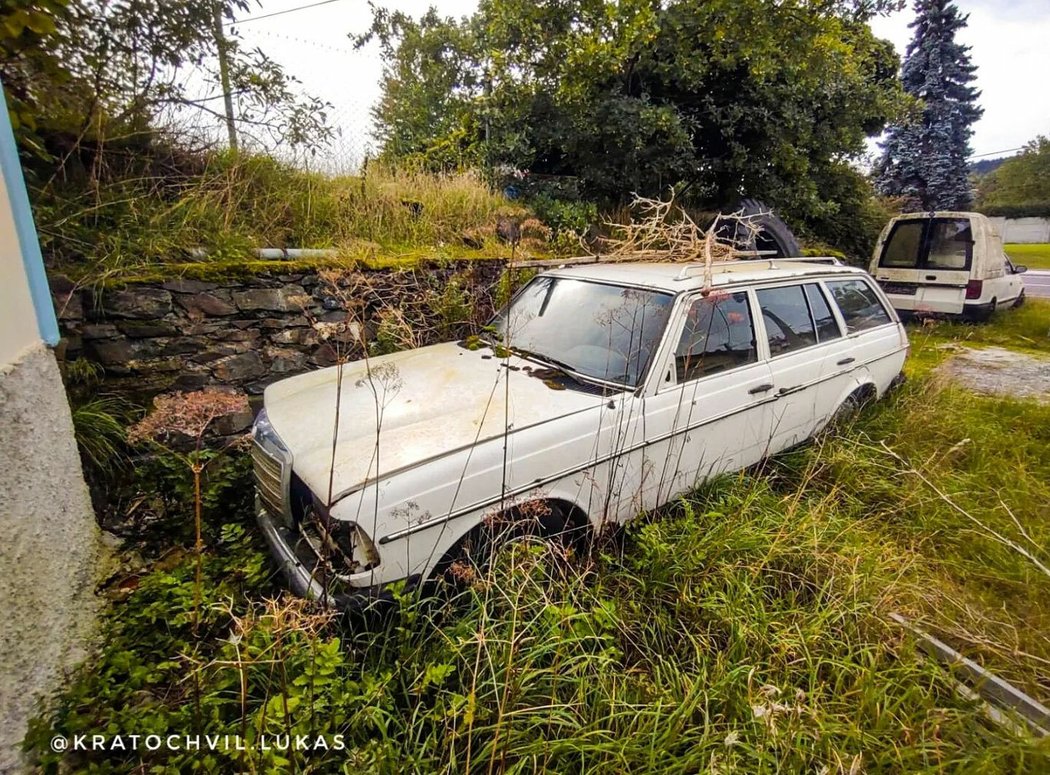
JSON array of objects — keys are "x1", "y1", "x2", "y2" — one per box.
[{"x1": 252, "y1": 407, "x2": 272, "y2": 440}]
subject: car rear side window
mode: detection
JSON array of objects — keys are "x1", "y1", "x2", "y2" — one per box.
[
  {"x1": 825, "y1": 279, "x2": 892, "y2": 333},
  {"x1": 675, "y1": 291, "x2": 757, "y2": 382},
  {"x1": 804, "y1": 283, "x2": 842, "y2": 342},
  {"x1": 757, "y1": 285, "x2": 817, "y2": 356}
]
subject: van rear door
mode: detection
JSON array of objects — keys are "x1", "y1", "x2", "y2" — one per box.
[{"x1": 874, "y1": 217, "x2": 973, "y2": 314}]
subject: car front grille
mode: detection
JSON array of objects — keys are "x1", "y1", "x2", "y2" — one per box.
[{"x1": 252, "y1": 437, "x2": 290, "y2": 523}]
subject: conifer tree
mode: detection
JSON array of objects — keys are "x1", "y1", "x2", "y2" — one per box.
[{"x1": 875, "y1": 0, "x2": 982, "y2": 210}]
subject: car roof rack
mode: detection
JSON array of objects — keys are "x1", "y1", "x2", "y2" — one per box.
[{"x1": 672, "y1": 254, "x2": 842, "y2": 281}]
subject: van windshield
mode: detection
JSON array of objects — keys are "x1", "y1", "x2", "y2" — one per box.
[
  {"x1": 878, "y1": 218, "x2": 974, "y2": 272},
  {"x1": 490, "y1": 277, "x2": 673, "y2": 387}
]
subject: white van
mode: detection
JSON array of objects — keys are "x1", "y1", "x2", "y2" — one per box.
[{"x1": 869, "y1": 212, "x2": 1027, "y2": 320}]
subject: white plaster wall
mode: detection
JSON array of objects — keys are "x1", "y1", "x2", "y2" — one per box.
[
  {"x1": 0, "y1": 133, "x2": 103, "y2": 772},
  {"x1": 0, "y1": 345, "x2": 103, "y2": 774},
  {"x1": 0, "y1": 179, "x2": 38, "y2": 367}
]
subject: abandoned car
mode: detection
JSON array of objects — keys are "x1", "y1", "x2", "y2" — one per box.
[{"x1": 254, "y1": 260, "x2": 909, "y2": 606}]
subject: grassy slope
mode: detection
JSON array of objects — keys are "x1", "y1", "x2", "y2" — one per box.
[
  {"x1": 35, "y1": 156, "x2": 545, "y2": 284},
  {"x1": 26, "y1": 305, "x2": 1050, "y2": 772},
  {"x1": 1006, "y1": 244, "x2": 1050, "y2": 270}
]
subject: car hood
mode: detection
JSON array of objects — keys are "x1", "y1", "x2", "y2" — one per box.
[{"x1": 263, "y1": 341, "x2": 615, "y2": 500}]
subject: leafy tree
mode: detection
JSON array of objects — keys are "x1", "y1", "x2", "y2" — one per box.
[
  {"x1": 0, "y1": 1, "x2": 330, "y2": 157},
  {"x1": 360, "y1": 0, "x2": 906, "y2": 226},
  {"x1": 977, "y1": 135, "x2": 1050, "y2": 209},
  {"x1": 874, "y1": 0, "x2": 982, "y2": 210}
]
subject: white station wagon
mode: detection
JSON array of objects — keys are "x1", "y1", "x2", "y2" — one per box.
[{"x1": 253, "y1": 259, "x2": 909, "y2": 606}]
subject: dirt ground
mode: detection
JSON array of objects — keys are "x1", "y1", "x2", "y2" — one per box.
[{"x1": 936, "y1": 344, "x2": 1050, "y2": 403}]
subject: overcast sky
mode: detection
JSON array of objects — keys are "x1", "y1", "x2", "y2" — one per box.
[{"x1": 231, "y1": 0, "x2": 1050, "y2": 169}]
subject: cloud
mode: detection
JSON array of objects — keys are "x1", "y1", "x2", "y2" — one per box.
[{"x1": 870, "y1": 1, "x2": 1050, "y2": 157}]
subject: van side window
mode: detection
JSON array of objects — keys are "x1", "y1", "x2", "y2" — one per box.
[
  {"x1": 926, "y1": 219, "x2": 972, "y2": 270},
  {"x1": 757, "y1": 285, "x2": 817, "y2": 356},
  {"x1": 675, "y1": 292, "x2": 757, "y2": 382},
  {"x1": 825, "y1": 279, "x2": 892, "y2": 333},
  {"x1": 804, "y1": 283, "x2": 842, "y2": 342}
]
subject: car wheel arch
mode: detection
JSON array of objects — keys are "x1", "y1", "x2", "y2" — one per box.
[{"x1": 427, "y1": 496, "x2": 592, "y2": 581}]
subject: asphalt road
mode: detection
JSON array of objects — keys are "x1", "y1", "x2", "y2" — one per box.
[{"x1": 1024, "y1": 270, "x2": 1050, "y2": 299}]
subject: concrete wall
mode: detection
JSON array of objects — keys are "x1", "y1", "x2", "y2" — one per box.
[
  {"x1": 0, "y1": 346, "x2": 102, "y2": 773},
  {"x1": 987, "y1": 216, "x2": 1050, "y2": 244},
  {"x1": 0, "y1": 87, "x2": 102, "y2": 772}
]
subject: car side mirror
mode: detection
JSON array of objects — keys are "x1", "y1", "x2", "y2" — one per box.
[{"x1": 1014, "y1": 264, "x2": 1028, "y2": 274}]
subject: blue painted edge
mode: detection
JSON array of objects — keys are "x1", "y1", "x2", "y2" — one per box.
[{"x1": 0, "y1": 79, "x2": 59, "y2": 346}]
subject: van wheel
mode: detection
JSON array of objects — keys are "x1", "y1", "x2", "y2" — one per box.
[
  {"x1": 1013, "y1": 290, "x2": 1026, "y2": 308},
  {"x1": 966, "y1": 298, "x2": 996, "y2": 323}
]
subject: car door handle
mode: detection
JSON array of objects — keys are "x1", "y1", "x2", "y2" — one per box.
[
  {"x1": 836, "y1": 357, "x2": 856, "y2": 366},
  {"x1": 748, "y1": 383, "x2": 774, "y2": 395},
  {"x1": 925, "y1": 275, "x2": 937, "y2": 281}
]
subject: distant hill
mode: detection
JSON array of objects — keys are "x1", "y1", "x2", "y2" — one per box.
[{"x1": 970, "y1": 156, "x2": 1010, "y2": 176}]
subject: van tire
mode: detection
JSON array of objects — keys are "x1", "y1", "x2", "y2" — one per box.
[
  {"x1": 1013, "y1": 290, "x2": 1026, "y2": 308},
  {"x1": 965, "y1": 298, "x2": 996, "y2": 323}
]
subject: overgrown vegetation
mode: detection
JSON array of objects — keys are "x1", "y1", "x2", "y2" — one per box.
[
  {"x1": 361, "y1": 0, "x2": 907, "y2": 260},
  {"x1": 977, "y1": 136, "x2": 1050, "y2": 211},
  {"x1": 32, "y1": 154, "x2": 542, "y2": 282},
  {"x1": 25, "y1": 304, "x2": 1050, "y2": 772}
]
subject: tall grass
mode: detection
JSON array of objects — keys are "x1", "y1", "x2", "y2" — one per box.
[
  {"x1": 28, "y1": 383, "x2": 1050, "y2": 771},
  {"x1": 26, "y1": 305, "x2": 1050, "y2": 772},
  {"x1": 33, "y1": 153, "x2": 528, "y2": 282}
]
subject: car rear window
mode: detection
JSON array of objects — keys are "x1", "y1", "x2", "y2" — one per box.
[
  {"x1": 877, "y1": 218, "x2": 974, "y2": 271},
  {"x1": 756, "y1": 285, "x2": 817, "y2": 356},
  {"x1": 824, "y1": 279, "x2": 892, "y2": 333},
  {"x1": 675, "y1": 291, "x2": 757, "y2": 381},
  {"x1": 879, "y1": 220, "x2": 925, "y2": 268},
  {"x1": 926, "y1": 219, "x2": 973, "y2": 269}
]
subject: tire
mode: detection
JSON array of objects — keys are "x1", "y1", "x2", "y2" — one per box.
[
  {"x1": 432, "y1": 501, "x2": 587, "y2": 588},
  {"x1": 1013, "y1": 290, "x2": 1026, "y2": 308},
  {"x1": 716, "y1": 198, "x2": 802, "y2": 258},
  {"x1": 824, "y1": 386, "x2": 874, "y2": 434}
]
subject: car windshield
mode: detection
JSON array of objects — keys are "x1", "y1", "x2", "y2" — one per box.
[{"x1": 490, "y1": 276, "x2": 674, "y2": 387}]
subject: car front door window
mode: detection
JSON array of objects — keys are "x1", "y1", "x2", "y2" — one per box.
[{"x1": 674, "y1": 291, "x2": 757, "y2": 381}]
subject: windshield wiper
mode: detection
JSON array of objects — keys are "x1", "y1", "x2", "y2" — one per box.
[
  {"x1": 507, "y1": 346, "x2": 630, "y2": 390},
  {"x1": 508, "y1": 346, "x2": 579, "y2": 376}
]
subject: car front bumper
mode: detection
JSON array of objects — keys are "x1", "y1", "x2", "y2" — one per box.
[{"x1": 256, "y1": 500, "x2": 396, "y2": 611}]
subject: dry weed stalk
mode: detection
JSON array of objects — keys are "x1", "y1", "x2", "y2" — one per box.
[
  {"x1": 604, "y1": 193, "x2": 769, "y2": 294},
  {"x1": 129, "y1": 389, "x2": 251, "y2": 634}
]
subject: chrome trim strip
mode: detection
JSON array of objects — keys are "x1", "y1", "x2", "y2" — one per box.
[
  {"x1": 252, "y1": 432, "x2": 293, "y2": 525},
  {"x1": 377, "y1": 344, "x2": 908, "y2": 545}
]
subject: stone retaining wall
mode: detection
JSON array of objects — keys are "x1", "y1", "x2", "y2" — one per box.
[{"x1": 50, "y1": 259, "x2": 509, "y2": 424}]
